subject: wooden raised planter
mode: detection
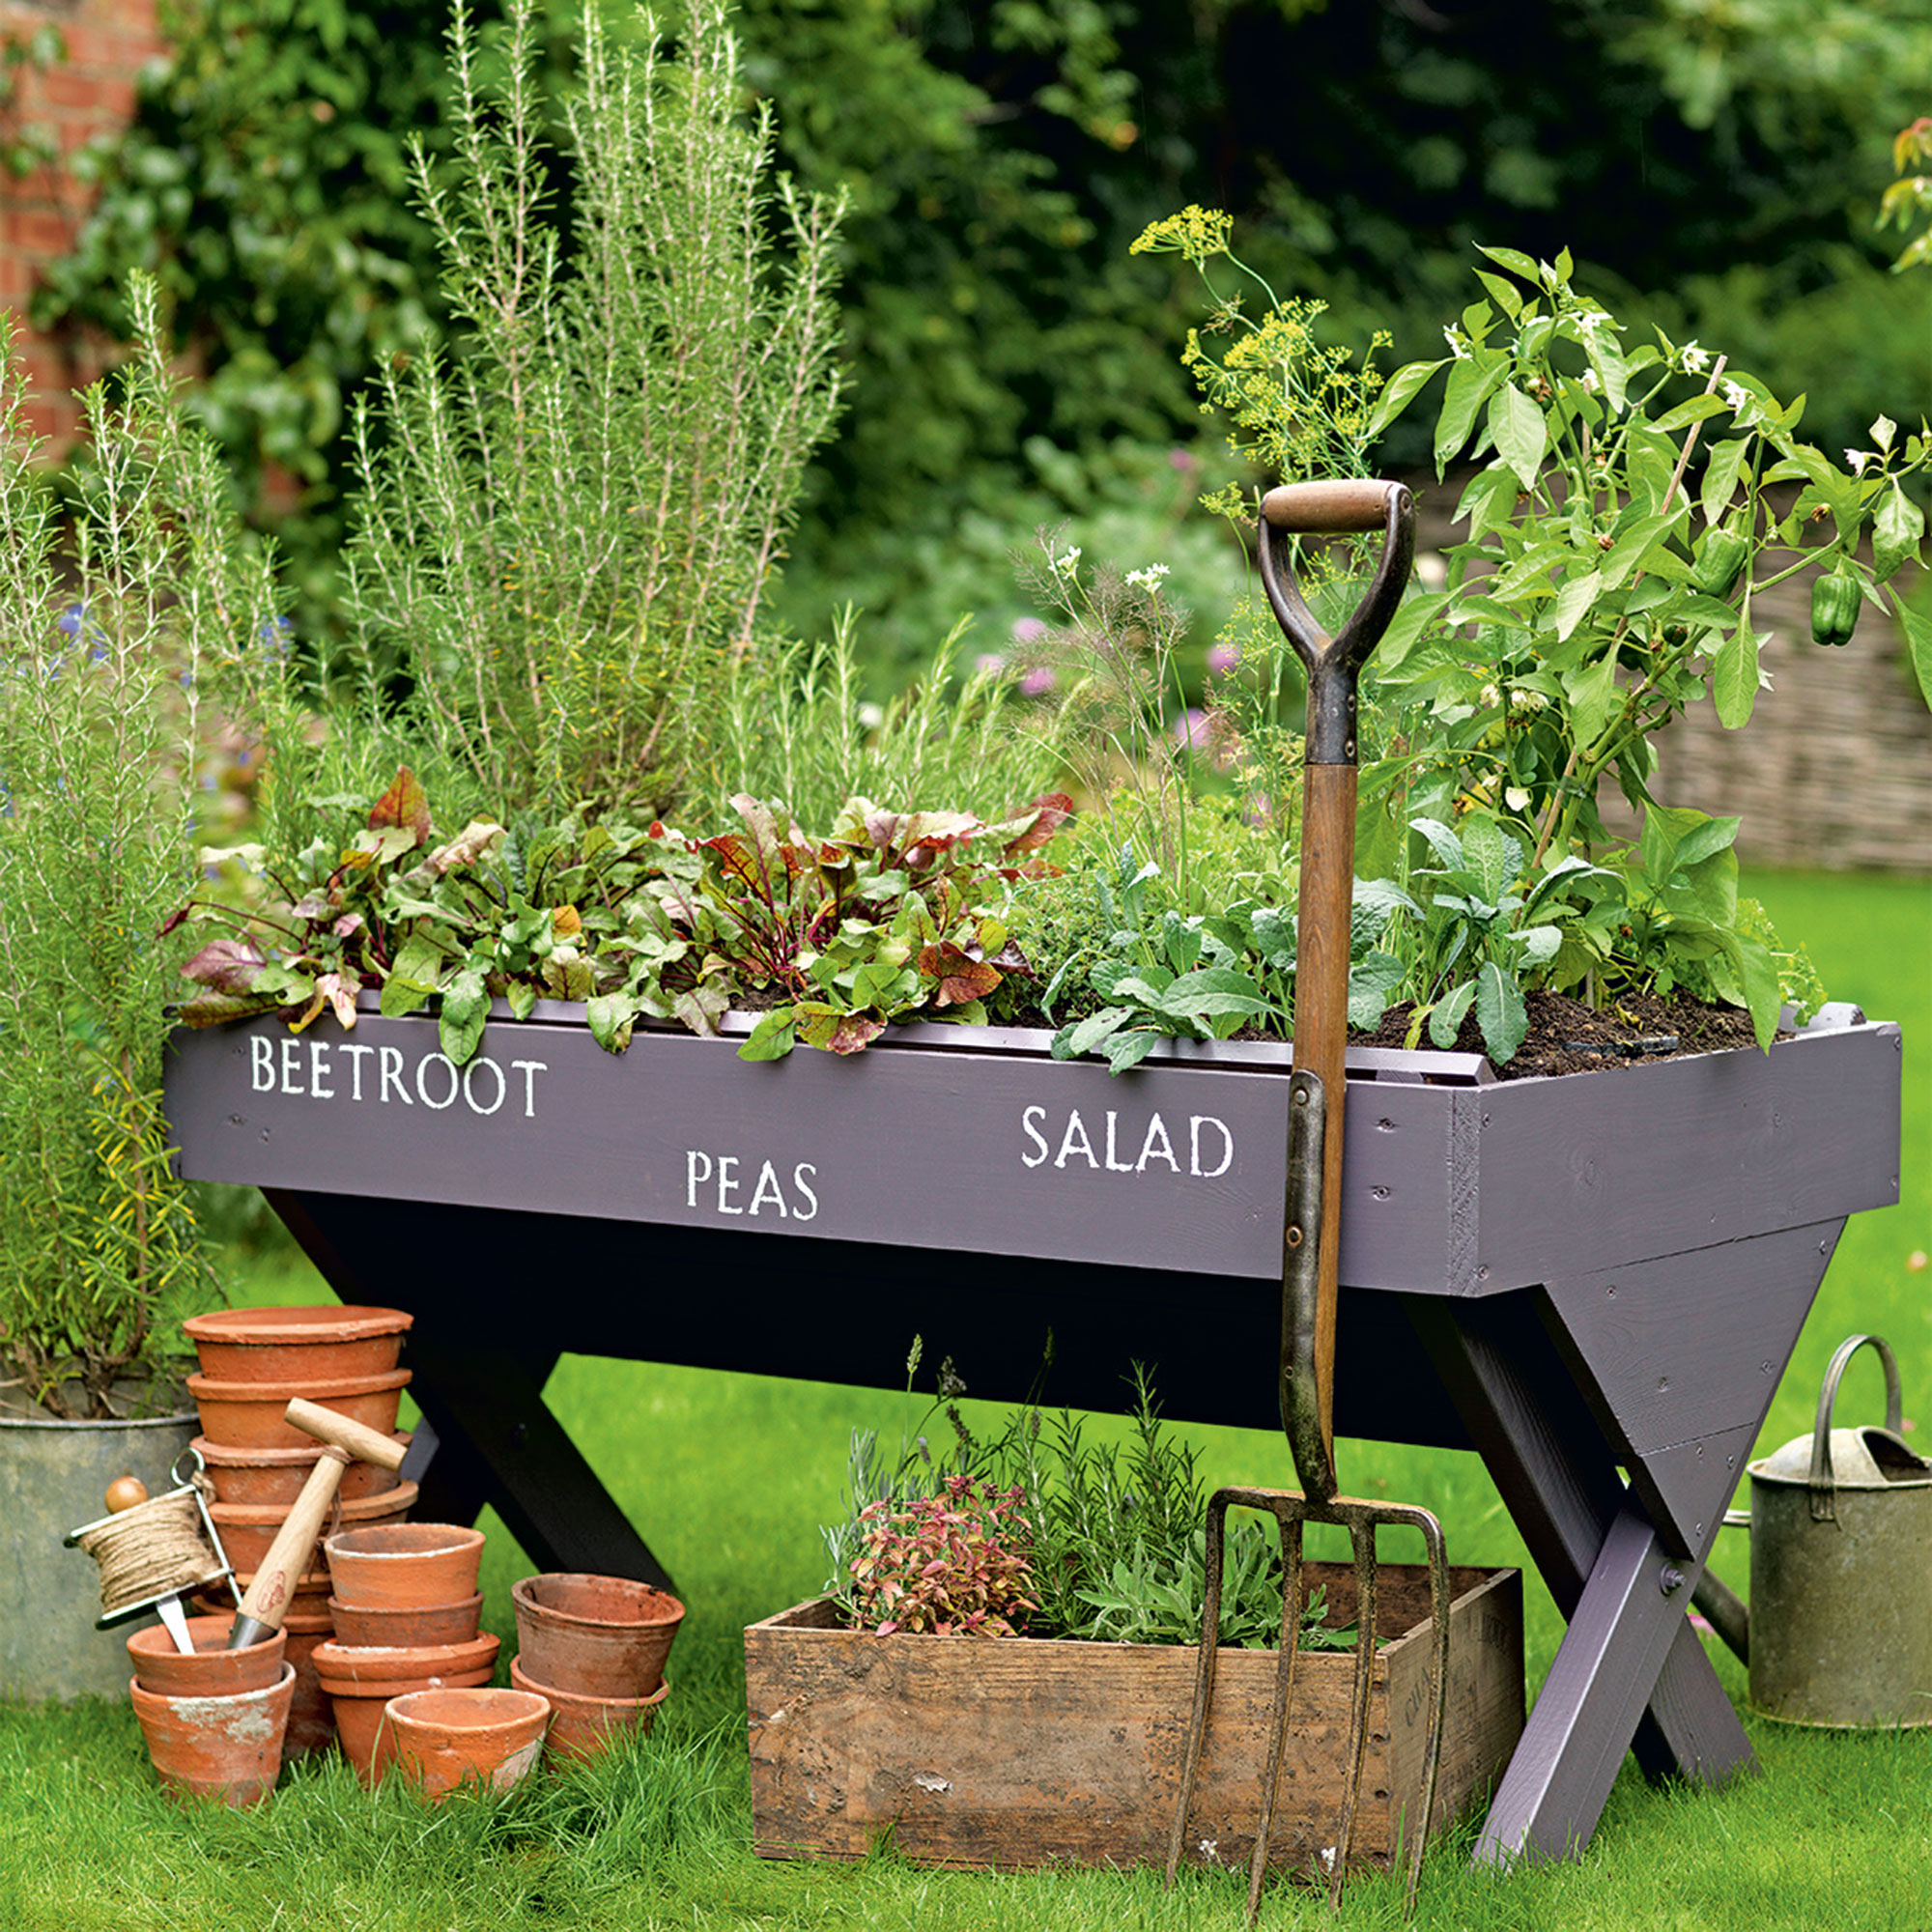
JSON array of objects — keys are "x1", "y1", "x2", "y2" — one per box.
[
  {"x1": 746, "y1": 1564, "x2": 1525, "y2": 1874},
  {"x1": 164, "y1": 997, "x2": 1902, "y2": 1866}
]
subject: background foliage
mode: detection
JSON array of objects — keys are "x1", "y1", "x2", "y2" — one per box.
[{"x1": 25, "y1": 0, "x2": 1930, "y2": 667}]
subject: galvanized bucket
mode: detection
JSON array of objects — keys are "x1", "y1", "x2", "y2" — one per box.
[{"x1": 1737, "y1": 1334, "x2": 1932, "y2": 1728}]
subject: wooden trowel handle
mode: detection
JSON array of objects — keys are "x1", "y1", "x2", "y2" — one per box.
[
  {"x1": 227, "y1": 1401, "x2": 410, "y2": 1648},
  {"x1": 1261, "y1": 479, "x2": 1395, "y2": 533}
]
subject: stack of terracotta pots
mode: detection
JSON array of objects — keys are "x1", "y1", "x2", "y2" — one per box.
[
  {"x1": 182, "y1": 1304, "x2": 416, "y2": 1757},
  {"x1": 509, "y1": 1573, "x2": 683, "y2": 1762},
  {"x1": 127, "y1": 1612, "x2": 295, "y2": 1805},
  {"x1": 312, "y1": 1522, "x2": 497, "y2": 1784}
]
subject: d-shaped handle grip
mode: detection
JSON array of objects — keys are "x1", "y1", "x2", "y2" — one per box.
[{"x1": 1258, "y1": 479, "x2": 1415, "y2": 766}]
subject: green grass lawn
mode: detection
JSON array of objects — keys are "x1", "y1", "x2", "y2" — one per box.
[{"x1": 3, "y1": 871, "x2": 1927, "y2": 1930}]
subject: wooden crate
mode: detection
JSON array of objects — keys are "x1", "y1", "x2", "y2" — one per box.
[{"x1": 745, "y1": 1562, "x2": 1523, "y2": 1875}]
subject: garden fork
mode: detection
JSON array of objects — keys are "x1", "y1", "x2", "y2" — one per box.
[{"x1": 1164, "y1": 480, "x2": 1451, "y2": 1919}]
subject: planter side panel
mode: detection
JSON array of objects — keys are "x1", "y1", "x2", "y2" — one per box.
[
  {"x1": 745, "y1": 1567, "x2": 1521, "y2": 1874},
  {"x1": 1474, "y1": 1025, "x2": 1901, "y2": 1292}
]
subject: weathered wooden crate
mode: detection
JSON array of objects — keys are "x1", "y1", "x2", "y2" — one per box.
[{"x1": 745, "y1": 1562, "x2": 1523, "y2": 1874}]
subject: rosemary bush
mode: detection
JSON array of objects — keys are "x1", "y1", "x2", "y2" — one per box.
[
  {"x1": 340, "y1": 0, "x2": 845, "y2": 823},
  {"x1": 0, "y1": 290, "x2": 269, "y2": 1415}
]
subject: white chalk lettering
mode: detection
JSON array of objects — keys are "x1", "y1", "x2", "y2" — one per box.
[
  {"x1": 686, "y1": 1151, "x2": 713, "y2": 1206},
  {"x1": 380, "y1": 1045, "x2": 412, "y2": 1104},
  {"x1": 749, "y1": 1159, "x2": 789, "y2": 1218},
  {"x1": 1056, "y1": 1109, "x2": 1097, "y2": 1169},
  {"x1": 339, "y1": 1041, "x2": 373, "y2": 1100},
  {"x1": 1103, "y1": 1110, "x2": 1137, "y2": 1173},
  {"x1": 509, "y1": 1059, "x2": 547, "y2": 1119},
  {"x1": 1137, "y1": 1112, "x2": 1179, "y2": 1174},
  {"x1": 717, "y1": 1154, "x2": 743, "y2": 1213},
  {"x1": 280, "y1": 1037, "x2": 304, "y2": 1096},
  {"x1": 308, "y1": 1039, "x2": 333, "y2": 1100},
  {"x1": 462, "y1": 1056, "x2": 505, "y2": 1117},
  {"x1": 1020, "y1": 1103, "x2": 1050, "y2": 1169},
  {"x1": 792, "y1": 1162, "x2": 819, "y2": 1222},
  {"x1": 251, "y1": 1035, "x2": 274, "y2": 1092},
  {"x1": 415, "y1": 1053, "x2": 460, "y2": 1110},
  {"x1": 1189, "y1": 1115, "x2": 1233, "y2": 1179}
]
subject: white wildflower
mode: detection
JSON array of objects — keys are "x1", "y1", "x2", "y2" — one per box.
[
  {"x1": 1505, "y1": 785, "x2": 1531, "y2": 812},
  {"x1": 1125, "y1": 563, "x2": 1171, "y2": 592},
  {"x1": 857, "y1": 701, "x2": 885, "y2": 730},
  {"x1": 1052, "y1": 546, "x2": 1082, "y2": 577},
  {"x1": 1845, "y1": 449, "x2": 1870, "y2": 477},
  {"x1": 1680, "y1": 343, "x2": 1710, "y2": 374}
]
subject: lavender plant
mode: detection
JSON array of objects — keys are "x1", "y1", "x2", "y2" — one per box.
[{"x1": 0, "y1": 287, "x2": 257, "y2": 1414}]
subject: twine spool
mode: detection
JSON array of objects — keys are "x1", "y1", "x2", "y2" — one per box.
[{"x1": 74, "y1": 1490, "x2": 228, "y2": 1617}]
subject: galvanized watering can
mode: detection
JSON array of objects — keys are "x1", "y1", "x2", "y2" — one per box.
[{"x1": 1700, "y1": 1334, "x2": 1932, "y2": 1727}]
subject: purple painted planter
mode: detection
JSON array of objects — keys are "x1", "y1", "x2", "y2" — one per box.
[{"x1": 164, "y1": 998, "x2": 1902, "y2": 1866}]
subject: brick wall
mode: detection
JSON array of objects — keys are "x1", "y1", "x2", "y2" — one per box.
[{"x1": 1, "y1": 0, "x2": 166, "y2": 448}]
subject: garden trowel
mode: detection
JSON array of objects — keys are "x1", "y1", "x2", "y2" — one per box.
[{"x1": 1165, "y1": 480, "x2": 1451, "y2": 1918}]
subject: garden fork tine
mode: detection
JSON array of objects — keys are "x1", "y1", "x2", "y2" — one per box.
[{"x1": 1164, "y1": 481, "x2": 1452, "y2": 1918}]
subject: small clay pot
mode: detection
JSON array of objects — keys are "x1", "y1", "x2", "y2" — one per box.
[
  {"x1": 193, "y1": 1433, "x2": 411, "y2": 1508},
  {"x1": 512, "y1": 1573, "x2": 684, "y2": 1698},
  {"x1": 183, "y1": 1305, "x2": 412, "y2": 1382},
  {"x1": 385, "y1": 1688, "x2": 551, "y2": 1801},
  {"x1": 187, "y1": 1369, "x2": 412, "y2": 1449},
  {"x1": 280, "y1": 1608, "x2": 338, "y2": 1760},
  {"x1": 511, "y1": 1653, "x2": 670, "y2": 1764},
  {"x1": 210, "y1": 1481, "x2": 418, "y2": 1572},
  {"x1": 201, "y1": 1566, "x2": 334, "y2": 1624},
  {"x1": 324, "y1": 1522, "x2": 484, "y2": 1610},
  {"x1": 329, "y1": 1592, "x2": 484, "y2": 1649},
  {"x1": 312, "y1": 1634, "x2": 501, "y2": 1786},
  {"x1": 129, "y1": 1662, "x2": 296, "y2": 1806},
  {"x1": 127, "y1": 1615, "x2": 286, "y2": 1698}
]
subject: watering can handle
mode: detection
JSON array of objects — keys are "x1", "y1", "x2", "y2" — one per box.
[{"x1": 1807, "y1": 1333, "x2": 1905, "y2": 1524}]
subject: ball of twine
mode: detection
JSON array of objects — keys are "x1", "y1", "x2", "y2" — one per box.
[{"x1": 76, "y1": 1488, "x2": 227, "y2": 1616}]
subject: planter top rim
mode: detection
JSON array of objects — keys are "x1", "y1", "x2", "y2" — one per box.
[{"x1": 183, "y1": 1304, "x2": 413, "y2": 1346}]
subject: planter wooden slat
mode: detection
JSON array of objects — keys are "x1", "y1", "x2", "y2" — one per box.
[{"x1": 745, "y1": 1564, "x2": 1524, "y2": 1873}]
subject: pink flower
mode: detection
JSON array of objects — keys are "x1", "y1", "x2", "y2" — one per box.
[
  {"x1": 1173, "y1": 707, "x2": 1212, "y2": 750},
  {"x1": 1170, "y1": 447, "x2": 1201, "y2": 473},
  {"x1": 973, "y1": 652, "x2": 1006, "y2": 676},
  {"x1": 1011, "y1": 616, "x2": 1046, "y2": 643},
  {"x1": 1019, "y1": 665, "x2": 1057, "y2": 696},
  {"x1": 1207, "y1": 640, "x2": 1240, "y2": 676}
]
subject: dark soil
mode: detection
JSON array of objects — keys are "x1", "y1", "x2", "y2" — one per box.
[{"x1": 1356, "y1": 987, "x2": 1767, "y2": 1080}]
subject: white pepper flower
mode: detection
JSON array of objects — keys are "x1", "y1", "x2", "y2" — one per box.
[
  {"x1": 1721, "y1": 380, "x2": 1749, "y2": 412},
  {"x1": 1681, "y1": 344, "x2": 1710, "y2": 374},
  {"x1": 1505, "y1": 785, "x2": 1531, "y2": 811},
  {"x1": 1845, "y1": 449, "x2": 1870, "y2": 477}
]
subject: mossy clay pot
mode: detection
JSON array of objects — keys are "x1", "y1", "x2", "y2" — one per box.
[
  {"x1": 511, "y1": 1573, "x2": 684, "y2": 1699},
  {"x1": 127, "y1": 1615, "x2": 285, "y2": 1699},
  {"x1": 511, "y1": 1652, "x2": 670, "y2": 1764},
  {"x1": 386, "y1": 1688, "x2": 551, "y2": 1801},
  {"x1": 129, "y1": 1662, "x2": 296, "y2": 1806}
]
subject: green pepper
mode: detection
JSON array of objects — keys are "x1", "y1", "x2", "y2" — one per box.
[
  {"x1": 1810, "y1": 566, "x2": 1861, "y2": 647},
  {"x1": 1690, "y1": 526, "x2": 1750, "y2": 599}
]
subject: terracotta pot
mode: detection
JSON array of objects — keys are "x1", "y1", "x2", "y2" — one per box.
[
  {"x1": 511, "y1": 1573, "x2": 684, "y2": 1698},
  {"x1": 324, "y1": 1522, "x2": 484, "y2": 1609},
  {"x1": 187, "y1": 1369, "x2": 411, "y2": 1449},
  {"x1": 129, "y1": 1662, "x2": 296, "y2": 1806},
  {"x1": 183, "y1": 1305, "x2": 412, "y2": 1382},
  {"x1": 127, "y1": 1615, "x2": 285, "y2": 1698},
  {"x1": 192, "y1": 1433, "x2": 411, "y2": 1507},
  {"x1": 386, "y1": 1688, "x2": 551, "y2": 1801},
  {"x1": 329, "y1": 1592, "x2": 484, "y2": 1649},
  {"x1": 280, "y1": 1609, "x2": 338, "y2": 1760},
  {"x1": 311, "y1": 1634, "x2": 501, "y2": 1786},
  {"x1": 209, "y1": 1481, "x2": 418, "y2": 1572},
  {"x1": 511, "y1": 1653, "x2": 670, "y2": 1764},
  {"x1": 199, "y1": 1566, "x2": 334, "y2": 1624}
]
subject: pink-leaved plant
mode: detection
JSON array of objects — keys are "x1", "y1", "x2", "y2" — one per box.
[{"x1": 846, "y1": 1473, "x2": 1038, "y2": 1637}]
